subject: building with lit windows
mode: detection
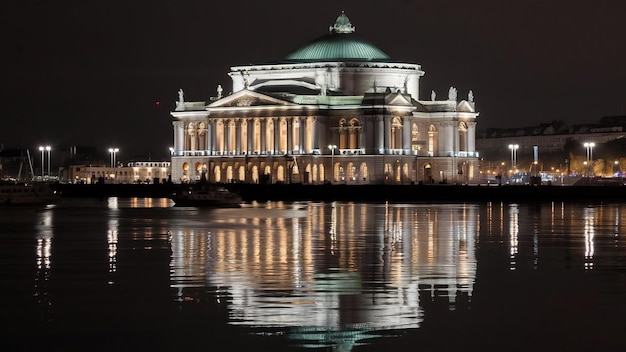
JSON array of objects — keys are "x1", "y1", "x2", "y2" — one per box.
[
  {"x1": 64, "y1": 161, "x2": 170, "y2": 184},
  {"x1": 170, "y1": 12, "x2": 479, "y2": 185}
]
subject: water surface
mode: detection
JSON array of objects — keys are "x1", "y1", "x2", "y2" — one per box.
[{"x1": 1, "y1": 198, "x2": 625, "y2": 351}]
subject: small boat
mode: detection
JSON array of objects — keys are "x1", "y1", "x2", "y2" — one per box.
[
  {"x1": 0, "y1": 182, "x2": 59, "y2": 206},
  {"x1": 172, "y1": 184, "x2": 242, "y2": 207}
]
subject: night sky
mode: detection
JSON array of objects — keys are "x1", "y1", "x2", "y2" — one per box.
[{"x1": 3, "y1": 0, "x2": 625, "y2": 161}]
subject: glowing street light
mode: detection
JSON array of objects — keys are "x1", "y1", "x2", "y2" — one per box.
[
  {"x1": 38, "y1": 146, "x2": 45, "y2": 178},
  {"x1": 46, "y1": 146, "x2": 51, "y2": 177},
  {"x1": 328, "y1": 144, "x2": 337, "y2": 181},
  {"x1": 508, "y1": 144, "x2": 519, "y2": 169},
  {"x1": 108, "y1": 147, "x2": 119, "y2": 167},
  {"x1": 583, "y1": 142, "x2": 595, "y2": 162},
  {"x1": 583, "y1": 142, "x2": 595, "y2": 176}
]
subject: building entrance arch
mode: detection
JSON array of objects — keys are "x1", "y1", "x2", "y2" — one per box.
[{"x1": 424, "y1": 163, "x2": 433, "y2": 184}]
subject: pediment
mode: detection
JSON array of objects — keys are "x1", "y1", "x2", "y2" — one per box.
[
  {"x1": 386, "y1": 92, "x2": 413, "y2": 106},
  {"x1": 207, "y1": 89, "x2": 294, "y2": 108},
  {"x1": 456, "y1": 100, "x2": 476, "y2": 113}
]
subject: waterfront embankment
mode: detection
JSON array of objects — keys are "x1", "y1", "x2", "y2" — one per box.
[{"x1": 51, "y1": 183, "x2": 626, "y2": 203}]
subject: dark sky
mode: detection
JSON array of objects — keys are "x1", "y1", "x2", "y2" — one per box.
[{"x1": 3, "y1": 0, "x2": 625, "y2": 161}]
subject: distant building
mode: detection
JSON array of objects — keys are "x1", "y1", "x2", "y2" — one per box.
[
  {"x1": 169, "y1": 12, "x2": 479, "y2": 185},
  {"x1": 477, "y1": 117, "x2": 626, "y2": 154},
  {"x1": 63, "y1": 161, "x2": 170, "y2": 184}
]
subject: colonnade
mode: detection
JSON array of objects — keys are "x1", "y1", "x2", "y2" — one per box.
[{"x1": 172, "y1": 115, "x2": 477, "y2": 158}]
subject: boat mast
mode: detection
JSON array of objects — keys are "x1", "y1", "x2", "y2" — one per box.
[{"x1": 26, "y1": 149, "x2": 35, "y2": 181}]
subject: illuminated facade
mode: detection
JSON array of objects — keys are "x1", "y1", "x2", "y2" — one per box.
[
  {"x1": 170, "y1": 12, "x2": 479, "y2": 185},
  {"x1": 65, "y1": 161, "x2": 170, "y2": 184}
]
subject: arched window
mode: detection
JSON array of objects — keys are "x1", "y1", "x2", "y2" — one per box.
[
  {"x1": 214, "y1": 165, "x2": 221, "y2": 183},
  {"x1": 391, "y1": 117, "x2": 402, "y2": 150},
  {"x1": 195, "y1": 162, "x2": 203, "y2": 180},
  {"x1": 347, "y1": 162, "x2": 357, "y2": 182},
  {"x1": 182, "y1": 162, "x2": 189, "y2": 182},
  {"x1": 360, "y1": 163, "x2": 368, "y2": 183},
  {"x1": 238, "y1": 166, "x2": 245, "y2": 182},
  {"x1": 198, "y1": 122, "x2": 207, "y2": 150},
  {"x1": 226, "y1": 166, "x2": 233, "y2": 182},
  {"x1": 348, "y1": 118, "x2": 360, "y2": 149},
  {"x1": 411, "y1": 123, "x2": 420, "y2": 152},
  {"x1": 187, "y1": 123, "x2": 196, "y2": 151},
  {"x1": 251, "y1": 165, "x2": 259, "y2": 183},
  {"x1": 428, "y1": 124, "x2": 438, "y2": 156},
  {"x1": 277, "y1": 165, "x2": 285, "y2": 182},
  {"x1": 459, "y1": 122, "x2": 468, "y2": 153},
  {"x1": 338, "y1": 118, "x2": 347, "y2": 148}
]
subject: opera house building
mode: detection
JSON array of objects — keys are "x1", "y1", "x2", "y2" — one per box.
[{"x1": 170, "y1": 12, "x2": 479, "y2": 185}]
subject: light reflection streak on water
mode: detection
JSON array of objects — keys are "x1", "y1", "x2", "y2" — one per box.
[
  {"x1": 16, "y1": 198, "x2": 626, "y2": 350},
  {"x1": 584, "y1": 206, "x2": 595, "y2": 270},
  {"x1": 35, "y1": 208, "x2": 54, "y2": 322},
  {"x1": 509, "y1": 204, "x2": 519, "y2": 270},
  {"x1": 615, "y1": 207, "x2": 621, "y2": 247},
  {"x1": 107, "y1": 218, "x2": 118, "y2": 278},
  {"x1": 168, "y1": 202, "x2": 478, "y2": 348}
]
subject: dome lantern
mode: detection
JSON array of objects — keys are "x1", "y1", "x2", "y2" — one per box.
[{"x1": 329, "y1": 11, "x2": 355, "y2": 34}]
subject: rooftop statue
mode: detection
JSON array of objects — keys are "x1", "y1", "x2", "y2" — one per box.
[
  {"x1": 217, "y1": 84, "x2": 223, "y2": 99},
  {"x1": 178, "y1": 89, "x2": 184, "y2": 103},
  {"x1": 448, "y1": 87, "x2": 457, "y2": 101},
  {"x1": 242, "y1": 71, "x2": 250, "y2": 89},
  {"x1": 431, "y1": 90, "x2": 436, "y2": 101},
  {"x1": 468, "y1": 90, "x2": 474, "y2": 102}
]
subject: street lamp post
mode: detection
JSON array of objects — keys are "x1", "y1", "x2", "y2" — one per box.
[
  {"x1": 328, "y1": 144, "x2": 337, "y2": 182},
  {"x1": 108, "y1": 148, "x2": 119, "y2": 167},
  {"x1": 38, "y1": 146, "x2": 45, "y2": 179},
  {"x1": 46, "y1": 146, "x2": 51, "y2": 178},
  {"x1": 583, "y1": 142, "x2": 595, "y2": 176},
  {"x1": 508, "y1": 144, "x2": 519, "y2": 170}
]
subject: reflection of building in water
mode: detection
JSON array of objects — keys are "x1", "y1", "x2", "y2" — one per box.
[
  {"x1": 108, "y1": 218, "x2": 118, "y2": 279},
  {"x1": 35, "y1": 208, "x2": 53, "y2": 322},
  {"x1": 584, "y1": 207, "x2": 595, "y2": 270},
  {"x1": 169, "y1": 203, "x2": 477, "y2": 348}
]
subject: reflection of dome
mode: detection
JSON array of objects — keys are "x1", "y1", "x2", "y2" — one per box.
[{"x1": 285, "y1": 12, "x2": 390, "y2": 61}]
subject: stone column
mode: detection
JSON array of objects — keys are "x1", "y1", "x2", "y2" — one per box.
[
  {"x1": 467, "y1": 121, "x2": 477, "y2": 153},
  {"x1": 235, "y1": 119, "x2": 242, "y2": 155},
  {"x1": 247, "y1": 118, "x2": 253, "y2": 155},
  {"x1": 286, "y1": 117, "x2": 292, "y2": 153},
  {"x1": 299, "y1": 117, "x2": 305, "y2": 154},
  {"x1": 403, "y1": 116, "x2": 411, "y2": 154},
  {"x1": 376, "y1": 116, "x2": 384, "y2": 154},
  {"x1": 274, "y1": 118, "x2": 280, "y2": 154},
  {"x1": 311, "y1": 117, "x2": 319, "y2": 151},
  {"x1": 173, "y1": 121, "x2": 185, "y2": 152},
  {"x1": 384, "y1": 116, "x2": 391, "y2": 154},
  {"x1": 209, "y1": 120, "x2": 215, "y2": 155},
  {"x1": 260, "y1": 118, "x2": 266, "y2": 155}
]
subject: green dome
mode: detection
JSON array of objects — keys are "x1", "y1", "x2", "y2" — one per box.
[
  {"x1": 285, "y1": 33, "x2": 390, "y2": 61},
  {"x1": 285, "y1": 12, "x2": 390, "y2": 61}
]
